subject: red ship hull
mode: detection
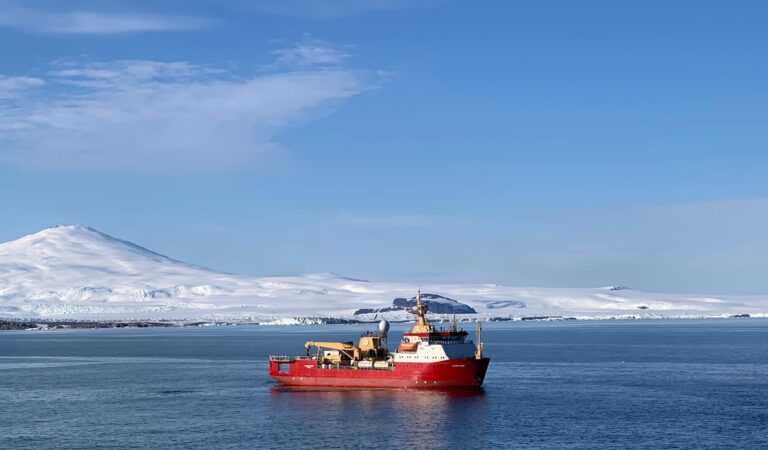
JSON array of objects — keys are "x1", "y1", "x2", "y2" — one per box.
[{"x1": 269, "y1": 357, "x2": 490, "y2": 388}]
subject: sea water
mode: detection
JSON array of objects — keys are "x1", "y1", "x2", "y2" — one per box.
[{"x1": 1, "y1": 320, "x2": 767, "y2": 449}]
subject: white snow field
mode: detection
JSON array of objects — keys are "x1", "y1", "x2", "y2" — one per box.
[{"x1": 0, "y1": 225, "x2": 766, "y2": 323}]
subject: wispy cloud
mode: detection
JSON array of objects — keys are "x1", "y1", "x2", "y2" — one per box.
[
  {"x1": 0, "y1": 43, "x2": 374, "y2": 172},
  {"x1": 0, "y1": 4, "x2": 208, "y2": 34},
  {"x1": 0, "y1": 75, "x2": 45, "y2": 99},
  {"x1": 273, "y1": 37, "x2": 350, "y2": 67}
]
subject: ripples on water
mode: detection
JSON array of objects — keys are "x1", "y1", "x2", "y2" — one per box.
[{"x1": 1, "y1": 320, "x2": 768, "y2": 449}]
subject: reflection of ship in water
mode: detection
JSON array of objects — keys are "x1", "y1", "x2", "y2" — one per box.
[
  {"x1": 269, "y1": 385, "x2": 486, "y2": 398},
  {"x1": 268, "y1": 291, "x2": 490, "y2": 388},
  {"x1": 268, "y1": 383, "x2": 488, "y2": 447}
]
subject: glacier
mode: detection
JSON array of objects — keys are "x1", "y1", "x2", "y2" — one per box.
[{"x1": 1, "y1": 225, "x2": 767, "y2": 323}]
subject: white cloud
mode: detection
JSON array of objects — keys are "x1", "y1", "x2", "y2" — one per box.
[
  {"x1": 49, "y1": 60, "x2": 224, "y2": 88},
  {"x1": 273, "y1": 38, "x2": 350, "y2": 67},
  {"x1": 0, "y1": 75, "x2": 45, "y2": 99},
  {"x1": 0, "y1": 4, "x2": 208, "y2": 34},
  {"x1": 0, "y1": 46, "x2": 373, "y2": 172}
]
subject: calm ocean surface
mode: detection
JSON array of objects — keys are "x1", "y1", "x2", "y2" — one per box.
[{"x1": 2, "y1": 320, "x2": 768, "y2": 449}]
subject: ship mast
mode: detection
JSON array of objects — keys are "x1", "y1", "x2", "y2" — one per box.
[
  {"x1": 412, "y1": 289, "x2": 434, "y2": 334},
  {"x1": 475, "y1": 320, "x2": 484, "y2": 359}
]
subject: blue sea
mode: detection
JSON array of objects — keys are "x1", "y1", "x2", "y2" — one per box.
[{"x1": 2, "y1": 320, "x2": 768, "y2": 449}]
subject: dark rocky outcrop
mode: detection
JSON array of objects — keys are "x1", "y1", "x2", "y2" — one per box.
[
  {"x1": 0, "y1": 320, "x2": 39, "y2": 330},
  {"x1": 354, "y1": 293, "x2": 477, "y2": 315},
  {"x1": 0, "y1": 320, "x2": 175, "y2": 331},
  {"x1": 608, "y1": 285, "x2": 631, "y2": 291}
]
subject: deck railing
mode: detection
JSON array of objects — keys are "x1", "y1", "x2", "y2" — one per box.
[
  {"x1": 269, "y1": 355, "x2": 315, "y2": 362},
  {"x1": 269, "y1": 355, "x2": 394, "y2": 370}
]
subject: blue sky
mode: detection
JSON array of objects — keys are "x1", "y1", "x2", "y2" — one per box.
[{"x1": 1, "y1": 0, "x2": 767, "y2": 293}]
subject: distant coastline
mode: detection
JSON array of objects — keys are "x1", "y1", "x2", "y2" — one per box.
[{"x1": 1, "y1": 314, "x2": 761, "y2": 332}]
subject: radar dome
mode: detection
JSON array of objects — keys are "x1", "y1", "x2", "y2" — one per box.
[{"x1": 378, "y1": 319, "x2": 390, "y2": 335}]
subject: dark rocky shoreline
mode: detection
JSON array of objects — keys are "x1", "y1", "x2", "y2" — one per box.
[
  {"x1": 0, "y1": 320, "x2": 176, "y2": 331},
  {"x1": 0, "y1": 317, "x2": 363, "y2": 331}
]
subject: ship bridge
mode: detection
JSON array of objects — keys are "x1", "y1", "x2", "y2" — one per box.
[
  {"x1": 394, "y1": 291, "x2": 482, "y2": 362},
  {"x1": 402, "y1": 330, "x2": 469, "y2": 345}
]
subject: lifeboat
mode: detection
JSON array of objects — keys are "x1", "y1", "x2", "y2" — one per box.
[{"x1": 398, "y1": 341, "x2": 418, "y2": 352}]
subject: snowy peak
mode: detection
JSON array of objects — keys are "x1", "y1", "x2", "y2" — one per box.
[
  {"x1": 0, "y1": 225, "x2": 236, "y2": 313},
  {"x1": 0, "y1": 224, "x2": 177, "y2": 265},
  {"x1": 0, "y1": 224, "x2": 220, "y2": 289}
]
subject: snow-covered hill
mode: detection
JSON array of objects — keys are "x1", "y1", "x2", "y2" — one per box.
[{"x1": 1, "y1": 225, "x2": 766, "y2": 322}]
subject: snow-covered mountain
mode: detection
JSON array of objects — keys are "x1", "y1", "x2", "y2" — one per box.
[{"x1": 1, "y1": 225, "x2": 766, "y2": 322}]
